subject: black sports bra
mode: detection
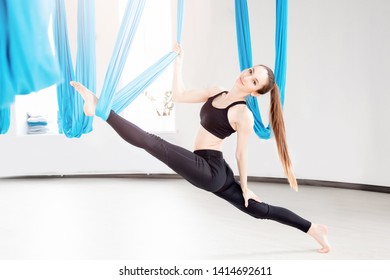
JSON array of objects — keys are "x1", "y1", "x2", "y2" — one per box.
[{"x1": 200, "y1": 91, "x2": 246, "y2": 139}]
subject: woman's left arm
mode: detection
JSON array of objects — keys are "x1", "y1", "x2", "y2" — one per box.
[{"x1": 235, "y1": 108, "x2": 261, "y2": 207}]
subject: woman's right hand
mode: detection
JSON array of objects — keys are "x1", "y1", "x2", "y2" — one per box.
[{"x1": 242, "y1": 188, "x2": 261, "y2": 208}]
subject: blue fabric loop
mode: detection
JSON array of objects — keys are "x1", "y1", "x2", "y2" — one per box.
[
  {"x1": 112, "y1": 52, "x2": 178, "y2": 114},
  {"x1": 0, "y1": 0, "x2": 59, "y2": 134},
  {"x1": 54, "y1": 0, "x2": 95, "y2": 138},
  {"x1": 96, "y1": 0, "x2": 184, "y2": 121},
  {"x1": 96, "y1": 0, "x2": 147, "y2": 120},
  {"x1": 235, "y1": 0, "x2": 288, "y2": 139},
  {"x1": 176, "y1": 0, "x2": 184, "y2": 43}
]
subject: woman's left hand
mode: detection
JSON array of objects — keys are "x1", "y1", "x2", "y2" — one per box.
[
  {"x1": 242, "y1": 189, "x2": 261, "y2": 208},
  {"x1": 173, "y1": 42, "x2": 182, "y2": 55}
]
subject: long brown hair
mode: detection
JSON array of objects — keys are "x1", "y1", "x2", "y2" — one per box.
[{"x1": 257, "y1": 65, "x2": 298, "y2": 190}]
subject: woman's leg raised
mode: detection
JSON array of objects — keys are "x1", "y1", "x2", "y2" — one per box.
[{"x1": 70, "y1": 81, "x2": 225, "y2": 192}]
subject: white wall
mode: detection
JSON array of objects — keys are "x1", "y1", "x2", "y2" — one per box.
[{"x1": 1, "y1": 0, "x2": 389, "y2": 187}]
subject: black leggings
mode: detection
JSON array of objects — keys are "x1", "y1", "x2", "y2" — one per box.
[{"x1": 106, "y1": 111, "x2": 312, "y2": 233}]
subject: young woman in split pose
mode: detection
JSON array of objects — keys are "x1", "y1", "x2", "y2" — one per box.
[{"x1": 70, "y1": 44, "x2": 330, "y2": 253}]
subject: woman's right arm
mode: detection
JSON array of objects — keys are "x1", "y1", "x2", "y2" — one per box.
[{"x1": 172, "y1": 44, "x2": 222, "y2": 103}]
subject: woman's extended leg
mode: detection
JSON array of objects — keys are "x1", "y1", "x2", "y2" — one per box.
[
  {"x1": 214, "y1": 179, "x2": 331, "y2": 253},
  {"x1": 70, "y1": 81, "x2": 227, "y2": 192},
  {"x1": 105, "y1": 111, "x2": 230, "y2": 192}
]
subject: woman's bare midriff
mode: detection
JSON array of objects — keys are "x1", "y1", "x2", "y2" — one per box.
[{"x1": 193, "y1": 126, "x2": 224, "y2": 151}]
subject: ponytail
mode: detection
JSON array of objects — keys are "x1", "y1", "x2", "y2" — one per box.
[{"x1": 270, "y1": 84, "x2": 298, "y2": 190}]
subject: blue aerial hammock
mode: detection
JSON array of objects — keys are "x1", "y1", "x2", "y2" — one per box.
[
  {"x1": 0, "y1": 0, "x2": 60, "y2": 134},
  {"x1": 55, "y1": 0, "x2": 183, "y2": 137},
  {"x1": 55, "y1": 0, "x2": 184, "y2": 126},
  {"x1": 1, "y1": 0, "x2": 182, "y2": 136},
  {"x1": 235, "y1": 0, "x2": 288, "y2": 139},
  {"x1": 54, "y1": 0, "x2": 96, "y2": 138}
]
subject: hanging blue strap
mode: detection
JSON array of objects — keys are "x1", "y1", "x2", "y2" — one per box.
[
  {"x1": 75, "y1": 0, "x2": 96, "y2": 135},
  {"x1": 54, "y1": 0, "x2": 95, "y2": 138},
  {"x1": 54, "y1": 0, "x2": 75, "y2": 136},
  {"x1": 0, "y1": 0, "x2": 13, "y2": 109},
  {"x1": 54, "y1": 0, "x2": 76, "y2": 137},
  {"x1": 0, "y1": 0, "x2": 11, "y2": 134},
  {"x1": 96, "y1": 0, "x2": 146, "y2": 120},
  {"x1": 0, "y1": 107, "x2": 10, "y2": 134},
  {"x1": 176, "y1": 0, "x2": 184, "y2": 44},
  {"x1": 111, "y1": 0, "x2": 184, "y2": 115},
  {"x1": 235, "y1": 0, "x2": 253, "y2": 71},
  {"x1": 0, "y1": 0, "x2": 59, "y2": 134},
  {"x1": 112, "y1": 52, "x2": 178, "y2": 114},
  {"x1": 97, "y1": 0, "x2": 184, "y2": 120},
  {"x1": 235, "y1": 0, "x2": 288, "y2": 139},
  {"x1": 235, "y1": 0, "x2": 270, "y2": 139},
  {"x1": 274, "y1": 0, "x2": 288, "y2": 106},
  {"x1": 6, "y1": 0, "x2": 60, "y2": 97}
]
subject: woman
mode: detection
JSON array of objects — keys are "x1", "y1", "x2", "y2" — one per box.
[{"x1": 70, "y1": 44, "x2": 330, "y2": 253}]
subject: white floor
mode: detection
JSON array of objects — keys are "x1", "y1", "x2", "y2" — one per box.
[{"x1": 0, "y1": 177, "x2": 389, "y2": 260}]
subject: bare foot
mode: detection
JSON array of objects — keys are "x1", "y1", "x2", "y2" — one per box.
[
  {"x1": 307, "y1": 224, "x2": 331, "y2": 253},
  {"x1": 70, "y1": 81, "x2": 98, "y2": 116}
]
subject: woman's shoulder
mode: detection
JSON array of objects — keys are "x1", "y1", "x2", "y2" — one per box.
[{"x1": 232, "y1": 103, "x2": 254, "y2": 126}]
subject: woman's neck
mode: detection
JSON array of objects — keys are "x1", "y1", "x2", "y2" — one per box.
[{"x1": 227, "y1": 86, "x2": 248, "y2": 101}]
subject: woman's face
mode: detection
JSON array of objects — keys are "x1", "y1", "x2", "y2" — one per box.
[{"x1": 236, "y1": 65, "x2": 269, "y2": 93}]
